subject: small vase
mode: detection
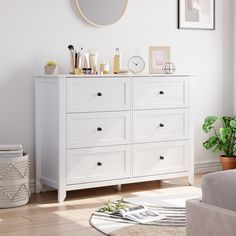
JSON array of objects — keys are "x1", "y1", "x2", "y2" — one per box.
[{"x1": 220, "y1": 156, "x2": 236, "y2": 170}]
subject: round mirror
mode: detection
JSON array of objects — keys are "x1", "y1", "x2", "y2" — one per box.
[{"x1": 75, "y1": 0, "x2": 128, "y2": 27}]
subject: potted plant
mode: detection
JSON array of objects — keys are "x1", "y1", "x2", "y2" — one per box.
[
  {"x1": 202, "y1": 116, "x2": 236, "y2": 170},
  {"x1": 44, "y1": 61, "x2": 58, "y2": 75}
]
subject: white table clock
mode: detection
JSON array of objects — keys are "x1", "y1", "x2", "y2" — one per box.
[{"x1": 128, "y1": 56, "x2": 145, "y2": 74}]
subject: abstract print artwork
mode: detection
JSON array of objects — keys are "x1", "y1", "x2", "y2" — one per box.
[{"x1": 178, "y1": 0, "x2": 215, "y2": 30}]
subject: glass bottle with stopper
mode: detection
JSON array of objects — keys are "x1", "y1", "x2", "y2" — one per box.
[{"x1": 113, "y1": 48, "x2": 121, "y2": 74}]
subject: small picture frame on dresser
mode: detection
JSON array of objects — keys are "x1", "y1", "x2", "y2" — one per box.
[{"x1": 149, "y1": 46, "x2": 170, "y2": 74}]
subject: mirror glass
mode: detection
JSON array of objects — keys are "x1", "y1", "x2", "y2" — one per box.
[{"x1": 75, "y1": 0, "x2": 128, "y2": 27}]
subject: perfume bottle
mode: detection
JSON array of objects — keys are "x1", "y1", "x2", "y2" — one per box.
[{"x1": 113, "y1": 48, "x2": 121, "y2": 74}]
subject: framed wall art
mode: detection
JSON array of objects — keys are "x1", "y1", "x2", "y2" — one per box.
[
  {"x1": 149, "y1": 46, "x2": 170, "y2": 74},
  {"x1": 178, "y1": 0, "x2": 215, "y2": 30}
]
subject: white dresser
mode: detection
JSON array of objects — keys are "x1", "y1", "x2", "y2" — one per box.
[{"x1": 35, "y1": 75, "x2": 194, "y2": 202}]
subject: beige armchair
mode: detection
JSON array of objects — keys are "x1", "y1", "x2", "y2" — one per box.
[{"x1": 186, "y1": 170, "x2": 236, "y2": 236}]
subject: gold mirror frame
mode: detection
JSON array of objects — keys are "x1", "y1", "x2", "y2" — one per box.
[{"x1": 75, "y1": 0, "x2": 128, "y2": 27}]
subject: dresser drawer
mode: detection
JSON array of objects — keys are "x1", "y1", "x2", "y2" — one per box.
[
  {"x1": 67, "y1": 78, "x2": 130, "y2": 112},
  {"x1": 67, "y1": 146, "x2": 131, "y2": 184},
  {"x1": 67, "y1": 111, "x2": 131, "y2": 148},
  {"x1": 133, "y1": 109, "x2": 188, "y2": 143},
  {"x1": 133, "y1": 77, "x2": 188, "y2": 110},
  {"x1": 133, "y1": 141, "x2": 188, "y2": 177}
]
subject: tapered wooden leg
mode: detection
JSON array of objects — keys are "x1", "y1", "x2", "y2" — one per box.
[
  {"x1": 36, "y1": 181, "x2": 43, "y2": 193},
  {"x1": 113, "y1": 184, "x2": 121, "y2": 191},
  {"x1": 188, "y1": 174, "x2": 194, "y2": 186},
  {"x1": 58, "y1": 189, "x2": 66, "y2": 203}
]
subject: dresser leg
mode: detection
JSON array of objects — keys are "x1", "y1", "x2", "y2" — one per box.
[
  {"x1": 188, "y1": 174, "x2": 194, "y2": 186},
  {"x1": 58, "y1": 190, "x2": 66, "y2": 203},
  {"x1": 114, "y1": 184, "x2": 121, "y2": 191},
  {"x1": 36, "y1": 182, "x2": 43, "y2": 193}
]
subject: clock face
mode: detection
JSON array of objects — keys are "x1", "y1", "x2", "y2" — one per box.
[{"x1": 128, "y1": 56, "x2": 145, "y2": 74}]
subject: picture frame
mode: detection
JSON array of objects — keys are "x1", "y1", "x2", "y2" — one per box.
[
  {"x1": 149, "y1": 46, "x2": 170, "y2": 74},
  {"x1": 178, "y1": 0, "x2": 215, "y2": 30}
]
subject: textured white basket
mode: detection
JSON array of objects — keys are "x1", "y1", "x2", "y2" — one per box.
[
  {"x1": 44, "y1": 65, "x2": 58, "y2": 75},
  {"x1": 0, "y1": 154, "x2": 30, "y2": 208}
]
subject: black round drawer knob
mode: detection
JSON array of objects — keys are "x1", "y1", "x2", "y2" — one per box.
[
  {"x1": 160, "y1": 156, "x2": 165, "y2": 160},
  {"x1": 159, "y1": 123, "x2": 165, "y2": 127},
  {"x1": 159, "y1": 91, "x2": 164, "y2": 95},
  {"x1": 97, "y1": 162, "x2": 102, "y2": 166},
  {"x1": 97, "y1": 92, "x2": 102, "y2": 96},
  {"x1": 97, "y1": 127, "x2": 102, "y2": 131}
]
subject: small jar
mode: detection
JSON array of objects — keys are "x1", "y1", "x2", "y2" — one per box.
[
  {"x1": 103, "y1": 62, "x2": 110, "y2": 74},
  {"x1": 100, "y1": 63, "x2": 105, "y2": 74},
  {"x1": 100, "y1": 62, "x2": 109, "y2": 75}
]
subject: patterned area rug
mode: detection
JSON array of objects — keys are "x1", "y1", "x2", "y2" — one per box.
[
  {"x1": 109, "y1": 225, "x2": 185, "y2": 236},
  {"x1": 90, "y1": 186, "x2": 201, "y2": 235}
]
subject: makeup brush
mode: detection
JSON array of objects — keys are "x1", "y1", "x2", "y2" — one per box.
[
  {"x1": 75, "y1": 50, "x2": 78, "y2": 69},
  {"x1": 68, "y1": 45, "x2": 75, "y2": 74},
  {"x1": 78, "y1": 48, "x2": 83, "y2": 69},
  {"x1": 68, "y1": 45, "x2": 74, "y2": 51}
]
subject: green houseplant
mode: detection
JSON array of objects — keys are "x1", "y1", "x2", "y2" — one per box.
[{"x1": 202, "y1": 116, "x2": 236, "y2": 170}]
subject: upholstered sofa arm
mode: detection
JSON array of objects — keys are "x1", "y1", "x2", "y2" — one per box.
[
  {"x1": 202, "y1": 169, "x2": 236, "y2": 211},
  {"x1": 186, "y1": 199, "x2": 236, "y2": 236}
]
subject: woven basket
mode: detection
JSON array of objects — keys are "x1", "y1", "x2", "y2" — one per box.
[{"x1": 0, "y1": 154, "x2": 30, "y2": 208}]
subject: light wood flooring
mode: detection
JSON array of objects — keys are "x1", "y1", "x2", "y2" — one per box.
[{"x1": 0, "y1": 174, "x2": 204, "y2": 236}]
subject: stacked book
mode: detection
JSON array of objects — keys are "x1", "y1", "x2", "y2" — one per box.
[{"x1": 0, "y1": 144, "x2": 23, "y2": 158}]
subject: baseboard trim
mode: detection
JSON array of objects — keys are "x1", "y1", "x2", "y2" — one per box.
[
  {"x1": 29, "y1": 179, "x2": 55, "y2": 193},
  {"x1": 194, "y1": 160, "x2": 222, "y2": 173}
]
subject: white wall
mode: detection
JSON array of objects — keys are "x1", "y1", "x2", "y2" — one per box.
[
  {"x1": 0, "y1": 0, "x2": 233, "y2": 180},
  {"x1": 233, "y1": 2, "x2": 236, "y2": 117}
]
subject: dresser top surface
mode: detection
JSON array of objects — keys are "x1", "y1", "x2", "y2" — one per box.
[{"x1": 35, "y1": 74, "x2": 192, "y2": 79}]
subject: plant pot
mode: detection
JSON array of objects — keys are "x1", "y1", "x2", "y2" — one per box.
[
  {"x1": 220, "y1": 156, "x2": 236, "y2": 170},
  {"x1": 44, "y1": 65, "x2": 57, "y2": 75}
]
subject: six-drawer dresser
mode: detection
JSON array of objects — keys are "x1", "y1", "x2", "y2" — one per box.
[{"x1": 35, "y1": 75, "x2": 194, "y2": 202}]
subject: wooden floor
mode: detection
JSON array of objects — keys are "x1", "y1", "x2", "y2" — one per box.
[{"x1": 0, "y1": 174, "x2": 204, "y2": 236}]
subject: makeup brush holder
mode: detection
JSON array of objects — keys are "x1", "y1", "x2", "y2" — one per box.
[{"x1": 70, "y1": 53, "x2": 83, "y2": 74}]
